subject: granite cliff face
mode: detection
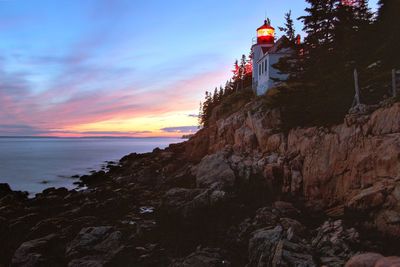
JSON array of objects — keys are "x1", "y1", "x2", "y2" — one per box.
[
  {"x1": 186, "y1": 100, "x2": 400, "y2": 238},
  {"x1": 1, "y1": 99, "x2": 399, "y2": 266}
]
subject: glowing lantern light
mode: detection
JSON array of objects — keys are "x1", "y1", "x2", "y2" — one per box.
[{"x1": 257, "y1": 20, "x2": 275, "y2": 44}]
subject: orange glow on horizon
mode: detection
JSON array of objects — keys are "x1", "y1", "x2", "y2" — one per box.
[{"x1": 40, "y1": 111, "x2": 200, "y2": 138}]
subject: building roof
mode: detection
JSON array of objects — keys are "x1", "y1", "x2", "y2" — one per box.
[
  {"x1": 257, "y1": 20, "x2": 275, "y2": 31},
  {"x1": 261, "y1": 47, "x2": 271, "y2": 54},
  {"x1": 257, "y1": 36, "x2": 291, "y2": 63}
]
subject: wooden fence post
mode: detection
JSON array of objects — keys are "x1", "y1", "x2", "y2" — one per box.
[
  {"x1": 353, "y1": 68, "x2": 361, "y2": 106},
  {"x1": 392, "y1": 69, "x2": 397, "y2": 98}
]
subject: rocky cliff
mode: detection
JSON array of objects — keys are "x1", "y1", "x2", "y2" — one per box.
[
  {"x1": 1, "y1": 99, "x2": 399, "y2": 266},
  {"x1": 186, "y1": 100, "x2": 400, "y2": 239}
]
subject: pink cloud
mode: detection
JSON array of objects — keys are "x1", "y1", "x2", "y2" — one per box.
[{"x1": 0, "y1": 66, "x2": 228, "y2": 136}]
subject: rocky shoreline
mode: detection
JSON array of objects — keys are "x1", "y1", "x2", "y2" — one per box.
[{"x1": 1, "y1": 101, "x2": 400, "y2": 266}]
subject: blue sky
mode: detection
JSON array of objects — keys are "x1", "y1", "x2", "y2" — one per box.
[{"x1": 0, "y1": 0, "x2": 379, "y2": 136}]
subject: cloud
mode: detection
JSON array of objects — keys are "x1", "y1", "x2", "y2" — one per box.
[
  {"x1": 0, "y1": 124, "x2": 152, "y2": 137},
  {"x1": 27, "y1": 55, "x2": 86, "y2": 66},
  {"x1": 160, "y1": 126, "x2": 198, "y2": 133},
  {"x1": 0, "y1": 65, "x2": 36, "y2": 125},
  {"x1": 0, "y1": 124, "x2": 46, "y2": 136},
  {"x1": 77, "y1": 130, "x2": 151, "y2": 135},
  {"x1": 0, "y1": 53, "x2": 226, "y2": 136},
  {"x1": 0, "y1": 124, "x2": 34, "y2": 129},
  {"x1": 0, "y1": 3, "x2": 231, "y2": 138}
]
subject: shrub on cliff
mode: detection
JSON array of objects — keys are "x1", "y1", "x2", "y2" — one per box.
[
  {"x1": 199, "y1": 56, "x2": 253, "y2": 127},
  {"x1": 218, "y1": 88, "x2": 253, "y2": 117}
]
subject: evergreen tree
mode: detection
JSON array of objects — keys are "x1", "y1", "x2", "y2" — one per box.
[
  {"x1": 201, "y1": 91, "x2": 212, "y2": 127},
  {"x1": 199, "y1": 50, "x2": 255, "y2": 127},
  {"x1": 272, "y1": 0, "x2": 368, "y2": 127},
  {"x1": 245, "y1": 56, "x2": 253, "y2": 77},
  {"x1": 218, "y1": 86, "x2": 224, "y2": 102},
  {"x1": 239, "y1": 55, "x2": 247, "y2": 90},
  {"x1": 225, "y1": 80, "x2": 234, "y2": 96},
  {"x1": 333, "y1": 0, "x2": 373, "y2": 69},
  {"x1": 272, "y1": 10, "x2": 302, "y2": 81},
  {"x1": 232, "y1": 60, "x2": 240, "y2": 82},
  {"x1": 300, "y1": 0, "x2": 339, "y2": 81},
  {"x1": 232, "y1": 60, "x2": 240, "y2": 92},
  {"x1": 299, "y1": 0, "x2": 364, "y2": 124},
  {"x1": 212, "y1": 87, "x2": 219, "y2": 103},
  {"x1": 278, "y1": 10, "x2": 296, "y2": 42},
  {"x1": 334, "y1": 0, "x2": 381, "y2": 104},
  {"x1": 376, "y1": 0, "x2": 400, "y2": 69},
  {"x1": 240, "y1": 55, "x2": 247, "y2": 75},
  {"x1": 198, "y1": 101, "x2": 203, "y2": 128}
]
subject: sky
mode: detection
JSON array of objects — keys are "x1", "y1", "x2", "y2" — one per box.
[{"x1": 0, "y1": 0, "x2": 379, "y2": 137}]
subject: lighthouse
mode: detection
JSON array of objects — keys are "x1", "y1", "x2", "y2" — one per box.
[
  {"x1": 251, "y1": 19, "x2": 290, "y2": 95},
  {"x1": 256, "y1": 19, "x2": 275, "y2": 45}
]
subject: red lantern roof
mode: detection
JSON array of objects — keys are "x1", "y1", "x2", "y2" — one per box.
[{"x1": 257, "y1": 20, "x2": 275, "y2": 45}]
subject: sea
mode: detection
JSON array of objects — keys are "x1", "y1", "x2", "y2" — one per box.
[{"x1": 0, "y1": 137, "x2": 182, "y2": 195}]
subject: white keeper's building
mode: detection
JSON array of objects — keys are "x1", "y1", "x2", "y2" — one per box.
[{"x1": 251, "y1": 20, "x2": 291, "y2": 96}]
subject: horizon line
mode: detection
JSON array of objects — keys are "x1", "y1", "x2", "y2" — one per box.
[{"x1": 0, "y1": 135, "x2": 186, "y2": 139}]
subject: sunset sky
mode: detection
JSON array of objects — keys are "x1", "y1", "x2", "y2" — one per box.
[{"x1": 0, "y1": 0, "x2": 378, "y2": 137}]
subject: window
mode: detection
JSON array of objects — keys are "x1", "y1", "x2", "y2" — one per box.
[
  {"x1": 264, "y1": 61, "x2": 266, "y2": 74},
  {"x1": 264, "y1": 59, "x2": 267, "y2": 72},
  {"x1": 261, "y1": 61, "x2": 264, "y2": 75}
]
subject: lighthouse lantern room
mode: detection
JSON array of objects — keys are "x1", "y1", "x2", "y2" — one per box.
[{"x1": 257, "y1": 20, "x2": 275, "y2": 44}]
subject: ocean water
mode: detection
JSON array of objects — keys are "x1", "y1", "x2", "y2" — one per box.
[{"x1": 0, "y1": 137, "x2": 182, "y2": 194}]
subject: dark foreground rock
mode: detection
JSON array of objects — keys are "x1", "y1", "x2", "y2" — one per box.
[
  {"x1": 1, "y1": 101, "x2": 400, "y2": 266},
  {"x1": 11, "y1": 234, "x2": 64, "y2": 266},
  {"x1": 170, "y1": 247, "x2": 231, "y2": 267},
  {"x1": 345, "y1": 253, "x2": 400, "y2": 267}
]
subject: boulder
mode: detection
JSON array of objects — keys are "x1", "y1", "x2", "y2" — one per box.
[
  {"x1": 248, "y1": 225, "x2": 315, "y2": 267},
  {"x1": 11, "y1": 234, "x2": 64, "y2": 267},
  {"x1": 0, "y1": 183, "x2": 13, "y2": 199},
  {"x1": 234, "y1": 203, "x2": 302, "y2": 249},
  {"x1": 160, "y1": 187, "x2": 229, "y2": 222},
  {"x1": 79, "y1": 171, "x2": 107, "y2": 186},
  {"x1": 374, "y1": 256, "x2": 400, "y2": 267},
  {"x1": 170, "y1": 247, "x2": 231, "y2": 267},
  {"x1": 161, "y1": 188, "x2": 203, "y2": 217},
  {"x1": 312, "y1": 220, "x2": 360, "y2": 267},
  {"x1": 345, "y1": 253, "x2": 384, "y2": 267},
  {"x1": 375, "y1": 209, "x2": 400, "y2": 237},
  {"x1": 345, "y1": 254, "x2": 400, "y2": 267},
  {"x1": 196, "y1": 153, "x2": 235, "y2": 190},
  {"x1": 272, "y1": 201, "x2": 300, "y2": 218},
  {"x1": 346, "y1": 183, "x2": 388, "y2": 212},
  {"x1": 184, "y1": 128, "x2": 211, "y2": 162},
  {"x1": 66, "y1": 226, "x2": 125, "y2": 266}
]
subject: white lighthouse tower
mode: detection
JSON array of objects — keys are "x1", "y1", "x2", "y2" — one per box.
[{"x1": 251, "y1": 19, "x2": 290, "y2": 95}]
